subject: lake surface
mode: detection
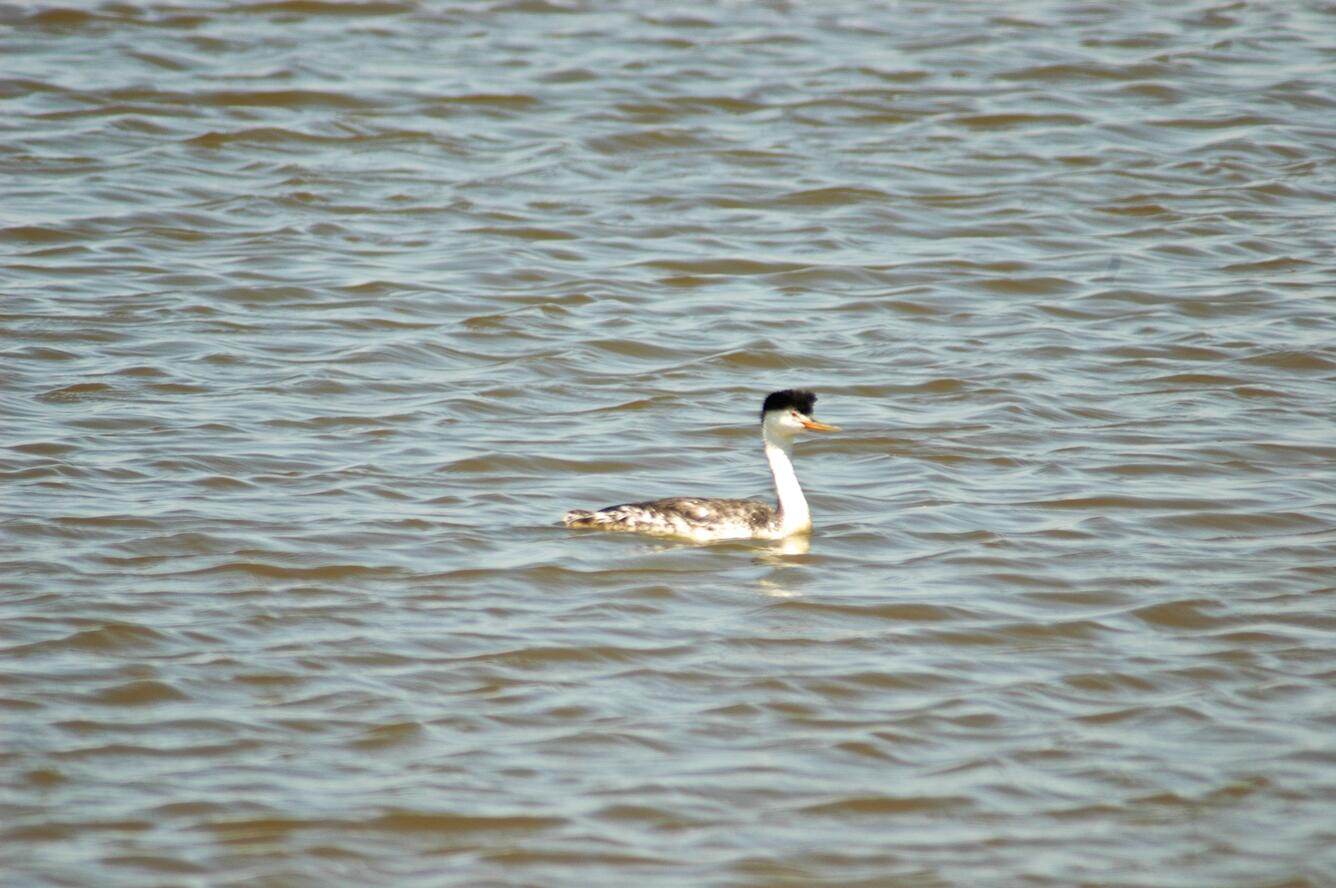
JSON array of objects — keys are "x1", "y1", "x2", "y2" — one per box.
[{"x1": 3, "y1": 1, "x2": 1335, "y2": 885}]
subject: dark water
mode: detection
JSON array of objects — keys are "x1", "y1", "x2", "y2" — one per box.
[{"x1": 3, "y1": 1, "x2": 1335, "y2": 885}]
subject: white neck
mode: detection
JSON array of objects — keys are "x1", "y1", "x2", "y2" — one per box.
[{"x1": 762, "y1": 424, "x2": 811, "y2": 535}]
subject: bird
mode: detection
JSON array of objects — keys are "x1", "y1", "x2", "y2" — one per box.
[{"x1": 562, "y1": 389, "x2": 839, "y2": 542}]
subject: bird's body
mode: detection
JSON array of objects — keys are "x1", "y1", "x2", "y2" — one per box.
[
  {"x1": 562, "y1": 496, "x2": 782, "y2": 543},
  {"x1": 562, "y1": 389, "x2": 838, "y2": 542}
]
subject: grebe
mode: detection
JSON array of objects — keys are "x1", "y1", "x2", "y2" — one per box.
[{"x1": 562, "y1": 389, "x2": 839, "y2": 542}]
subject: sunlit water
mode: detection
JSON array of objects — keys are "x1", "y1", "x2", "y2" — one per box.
[{"x1": 3, "y1": 1, "x2": 1335, "y2": 885}]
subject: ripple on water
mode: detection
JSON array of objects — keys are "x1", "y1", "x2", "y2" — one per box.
[{"x1": 4, "y1": 1, "x2": 1336, "y2": 886}]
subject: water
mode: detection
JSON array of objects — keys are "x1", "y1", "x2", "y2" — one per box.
[{"x1": 3, "y1": 1, "x2": 1336, "y2": 885}]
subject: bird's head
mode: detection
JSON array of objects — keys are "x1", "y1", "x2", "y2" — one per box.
[{"x1": 760, "y1": 389, "x2": 840, "y2": 439}]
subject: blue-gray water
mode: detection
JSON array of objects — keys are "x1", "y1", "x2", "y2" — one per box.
[{"x1": 3, "y1": 2, "x2": 1335, "y2": 886}]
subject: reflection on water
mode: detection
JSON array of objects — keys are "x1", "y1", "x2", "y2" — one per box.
[
  {"x1": 755, "y1": 535, "x2": 813, "y2": 597},
  {"x1": 770, "y1": 535, "x2": 814, "y2": 560},
  {"x1": 3, "y1": 1, "x2": 1335, "y2": 885}
]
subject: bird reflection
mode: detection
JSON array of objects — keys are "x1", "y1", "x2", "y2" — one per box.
[{"x1": 754, "y1": 534, "x2": 812, "y2": 597}]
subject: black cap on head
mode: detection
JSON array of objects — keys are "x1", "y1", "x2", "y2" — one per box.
[{"x1": 761, "y1": 389, "x2": 817, "y2": 421}]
